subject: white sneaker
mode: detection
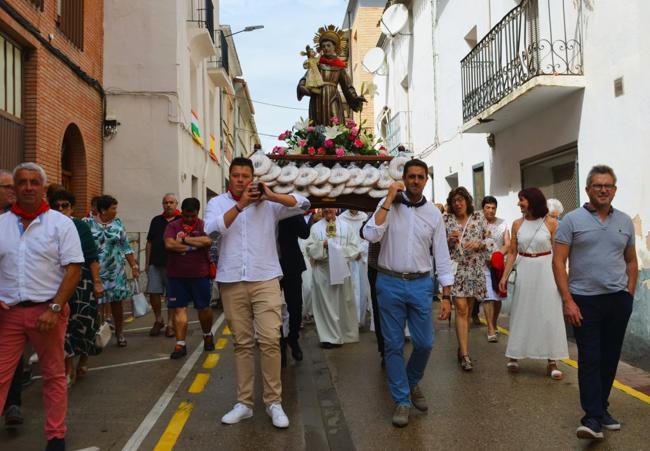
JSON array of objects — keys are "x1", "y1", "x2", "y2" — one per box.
[
  {"x1": 266, "y1": 403, "x2": 289, "y2": 428},
  {"x1": 221, "y1": 403, "x2": 253, "y2": 425}
]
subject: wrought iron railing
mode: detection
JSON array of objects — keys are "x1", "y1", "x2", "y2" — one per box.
[
  {"x1": 461, "y1": 0, "x2": 583, "y2": 122},
  {"x1": 207, "y1": 30, "x2": 230, "y2": 75},
  {"x1": 188, "y1": 0, "x2": 215, "y2": 42}
]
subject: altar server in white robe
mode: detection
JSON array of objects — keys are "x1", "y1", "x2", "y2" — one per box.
[
  {"x1": 338, "y1": 209, "x2": 370, "y2": 325},
  {"x1": 306, "y1": 208, "x2": 361, "y2": 347}
]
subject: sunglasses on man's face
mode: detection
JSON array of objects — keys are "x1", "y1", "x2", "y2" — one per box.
[{"x1": 55, "y1": 202, "x2": 71, "y2": 210}]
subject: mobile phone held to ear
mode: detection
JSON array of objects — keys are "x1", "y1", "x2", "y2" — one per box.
[{"x1": 258, "y1": 182, "x2": 265, "y2": 193}]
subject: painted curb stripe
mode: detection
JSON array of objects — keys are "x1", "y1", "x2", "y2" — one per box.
[
  {"x1": 188, "y1": 373, "x2": 210, "y2": 394},
  {"x1": 203, "y1": 353, "x2": 220, "y2": 369},
  {"x1": 215, "y1": 338, "x2": 228, "y2": 349},
  {"x1": 153, "y1": 401, "x2": 193, "y2": 451},
  {"x1": 479, "y1": 319, "x2": 650, "y2": 405}
]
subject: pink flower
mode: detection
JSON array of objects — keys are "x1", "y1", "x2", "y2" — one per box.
[
  {"x1": 278, "y1": 130, "x2": 292, "y2": 141},
  {"x1": 354, "y1": 139, "x2": 364, "y2": 149},
  {"x1": 345, "y1": 118, "x2": 356, "y2": 129},
  {"x1": 350, "y1": 127, "x2": 359, "y2": 138},
  {"x1": 308, "y1": 146, "x2": 316, "y2": 156},
  {"x1": 298, "y1": 139, "x2": 307, "y2": 148},
  {"x1": 317, "y1": 147, "x2": 326, "y2": 155},
  {"x1": 306, "y1": 126, "x2": 315, "y2": 133},
  {"x1": 335, "y1": 147, "x2": 345, "y2": 157},
  {"x1": 378, "y1": 146, "x2": 387, "y2": 156},
  {"x1": 272, "y1": 146, "x2": 286, "y2": 155},
  {"x1": 330, "y1": 116, "x2": 340, "y2": 125},
  {"x1": 324, "y1": 139, "x2": 334, "y2": 148}
]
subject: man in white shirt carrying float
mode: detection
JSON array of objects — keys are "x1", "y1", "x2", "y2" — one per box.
[
  {"x1": 0, "y1": 163, "x2": 84, "y2": 451},
  {"x1": 205, "y1": 157, "x2": 310, "y2": 429},
  {"x1": 363, "y1": 158, "x2": 454, "y2": 428}
]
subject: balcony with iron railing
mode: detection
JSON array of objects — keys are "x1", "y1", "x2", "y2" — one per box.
[
  {"x1": 187, "y1": 0, "x2": 216, "y2": 61},
  {"x1": 207, "y1": 30, "x2": 234, "y2": 93},
  {"x1": 461, "y1": 0, "x2": 585, "y2": 133}
]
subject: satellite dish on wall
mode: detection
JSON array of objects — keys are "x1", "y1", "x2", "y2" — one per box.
[
  {"x1": 380, "y1": 4, "x2": 409, "y2": 37},
  {"x1": 362, "y1": 47, "x2": 386, "y2": 74}
]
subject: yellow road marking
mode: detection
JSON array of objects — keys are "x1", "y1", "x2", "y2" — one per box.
[
  {"x1": 203, "y1": 353, "x2": 220, "y2": 369},
  {"x1": 188, "y1": 373, "x2": 210, "y2": 394},
  {"x1": 215, "y1": 338, "x2": 228, "y2": 349},
  {"x1": 153, "y1": 401, "x2": 193, "y2": 451},
  {"x1": 479, "y1": 319, "x2": 650, "y2": 405},
  {"x1": 222, "y1": 325, "x2": 231, "y2": 335}
]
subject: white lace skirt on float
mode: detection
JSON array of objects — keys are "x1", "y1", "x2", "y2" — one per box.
[{"x1": 505, "y1": 254, "x2": 569, "y2": 360}]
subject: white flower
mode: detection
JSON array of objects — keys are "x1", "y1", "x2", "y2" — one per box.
[
  {"x1": 323, "y1": 125, "x2": 343, "y2": 140},
  {"x1": 365, "y1": 82, "x2": 378, "y2": 97},
  {"x1": 293, "y1": 117, "x2": 310, "y2": 131}
]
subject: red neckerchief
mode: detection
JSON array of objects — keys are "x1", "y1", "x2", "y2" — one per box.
[
  {"x1": 11, "y1": 200, "x2": 50, "y2": 220},
  {"x1": 181, "y1": 220, "x2": 199, "y2": 235},
  {"x1": 228, "y1": 189, "x2": 241, "y2": 202},
  {"x1": 162, "y1": 209, "x2": 181, "y2": 219},
  {"x1": 319, "y1": 57, "x2": 347, "y2": 68}
]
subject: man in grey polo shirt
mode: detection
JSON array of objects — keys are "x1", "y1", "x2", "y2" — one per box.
[{"x1": 553, "y1": 165, "x2": 638, "y2": 441}]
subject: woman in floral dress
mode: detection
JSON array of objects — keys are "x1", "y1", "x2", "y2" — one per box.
[
  {"x1": 444, "y1": 187, "x2": 489, "y2": 371},
  {"x1": 84, "y1": 195, "x2": 140, "y2": 347}
]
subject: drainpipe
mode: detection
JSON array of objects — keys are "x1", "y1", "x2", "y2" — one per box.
[{"x1": 430, "y1": 0, "x2": 440, "y2": 149}]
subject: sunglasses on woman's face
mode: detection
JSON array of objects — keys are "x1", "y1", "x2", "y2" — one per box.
[{"x1": 55, "y1": 202, "x2": 71, "y2": 210}]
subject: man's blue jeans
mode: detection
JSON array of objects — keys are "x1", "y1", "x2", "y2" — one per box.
[{"x1": 376, "y1": 272, "x2": 434, "y2": 406}]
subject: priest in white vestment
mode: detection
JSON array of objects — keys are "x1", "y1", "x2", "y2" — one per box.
[
  {"x1": 305, "y1": 208, "x2": 361, "y2": 347},
  {"x1": 338, "y1": 209, "x2": 370, "y2": 326}
]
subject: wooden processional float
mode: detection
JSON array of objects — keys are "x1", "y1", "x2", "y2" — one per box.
[{"x1": 252, "y1": 24, "x2": 409, "y2": 211}]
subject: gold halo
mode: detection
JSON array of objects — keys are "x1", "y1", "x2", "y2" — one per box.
[{"x1": 313, "y1": 25, "x2": 348, "y2": 55}]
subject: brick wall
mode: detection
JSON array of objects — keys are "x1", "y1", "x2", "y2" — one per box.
[{"x1": 0, "y1": 0, "x2": 103, "y2": 214}]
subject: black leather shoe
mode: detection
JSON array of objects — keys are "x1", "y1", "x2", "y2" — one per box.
[
  {"x1": 45, "y1": 437, "x2": 65, "y2": 451},
  {"x1": 288, "y1": 340, "x2": 303, "y2": 361}
]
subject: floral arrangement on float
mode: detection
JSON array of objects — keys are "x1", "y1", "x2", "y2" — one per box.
[{"x1": 271, "y1": 117, "x2": 387, "y2": 157}]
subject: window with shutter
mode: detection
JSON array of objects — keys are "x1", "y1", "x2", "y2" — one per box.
[{"x1": 57, "y1": 0, "x2": 84, "y2": 49}]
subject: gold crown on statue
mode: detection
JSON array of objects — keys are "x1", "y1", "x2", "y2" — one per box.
[{"x1": 314, "y1": 25, "x2": 348, "y2": 55}]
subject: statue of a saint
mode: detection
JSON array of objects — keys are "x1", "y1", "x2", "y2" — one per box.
[{"x1": 297, "y1": 25, "x2": 366, "y2": 126}]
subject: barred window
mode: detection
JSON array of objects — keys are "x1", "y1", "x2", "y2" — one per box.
[
  {"x1": 0, "y1": 34, "x2": 23, "y2": 119},
  {"x1": 57, "y1": 0, "x2": 84, "y2": 49}
]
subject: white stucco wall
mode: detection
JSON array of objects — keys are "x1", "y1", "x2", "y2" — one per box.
[{"x1": 104, "y1": 0, "x2": 225, "y2": 238}]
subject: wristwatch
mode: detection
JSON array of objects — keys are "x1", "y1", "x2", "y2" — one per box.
[{"x1": 49, "y1": 303, "x2": 62, "y2": 313}]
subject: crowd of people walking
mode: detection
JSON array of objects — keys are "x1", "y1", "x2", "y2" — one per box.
[{"x1": 0, "y1": 158, "x2": 638, "y2": 449}]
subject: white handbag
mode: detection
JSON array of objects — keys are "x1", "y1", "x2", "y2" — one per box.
[
  {"x1": 132, "y1": 280, "x2": 150, "y2": 317},
  {"x1": 95, "y1": 321, "x2": 113, "y2": 349}
]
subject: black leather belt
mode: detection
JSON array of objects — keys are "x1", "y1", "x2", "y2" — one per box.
[
  {"x1": 15, "y1": 300, "x2": 52, "y2": 307},
  {"x1": 377, "y1": 267, "x2": 430, "y2": 280}
]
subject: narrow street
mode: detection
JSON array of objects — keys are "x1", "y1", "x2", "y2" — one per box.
[{"x1": 2, "y1": 308, "x2": 649, "y2": 451}]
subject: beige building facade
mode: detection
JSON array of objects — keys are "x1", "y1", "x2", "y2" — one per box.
[{"x1": 342, "y1": 0, "x2": 385, "y2": 133}]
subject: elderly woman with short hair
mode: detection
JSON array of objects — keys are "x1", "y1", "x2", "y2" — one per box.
[
  {"x1": 83, "y1": 195, "x2": 139, "y2": 347},
  {"x1": 48, "y1": 189, "x2": 104, "y2": 384},
  {"x1": 444, "y1": 187, "x2": 490, "y2": 371},
  {"x1": 547, "y1": 198, "x2": 564, "y2": 220}
]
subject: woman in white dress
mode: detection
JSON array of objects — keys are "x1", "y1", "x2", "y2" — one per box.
[
  {"x1": 499, "y1": 188, "x2": 568, "y2": 379},
  {"x1": 481, "y1": 196, "x2": 510, "y2": 342}
]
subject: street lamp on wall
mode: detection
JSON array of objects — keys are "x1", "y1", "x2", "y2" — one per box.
[
  {"x1": 103, "y1": 118, "x2": 120, "y2": 138},
  {"x1": 223, "y1": 25, "x2": 264, "y2": 38}
]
